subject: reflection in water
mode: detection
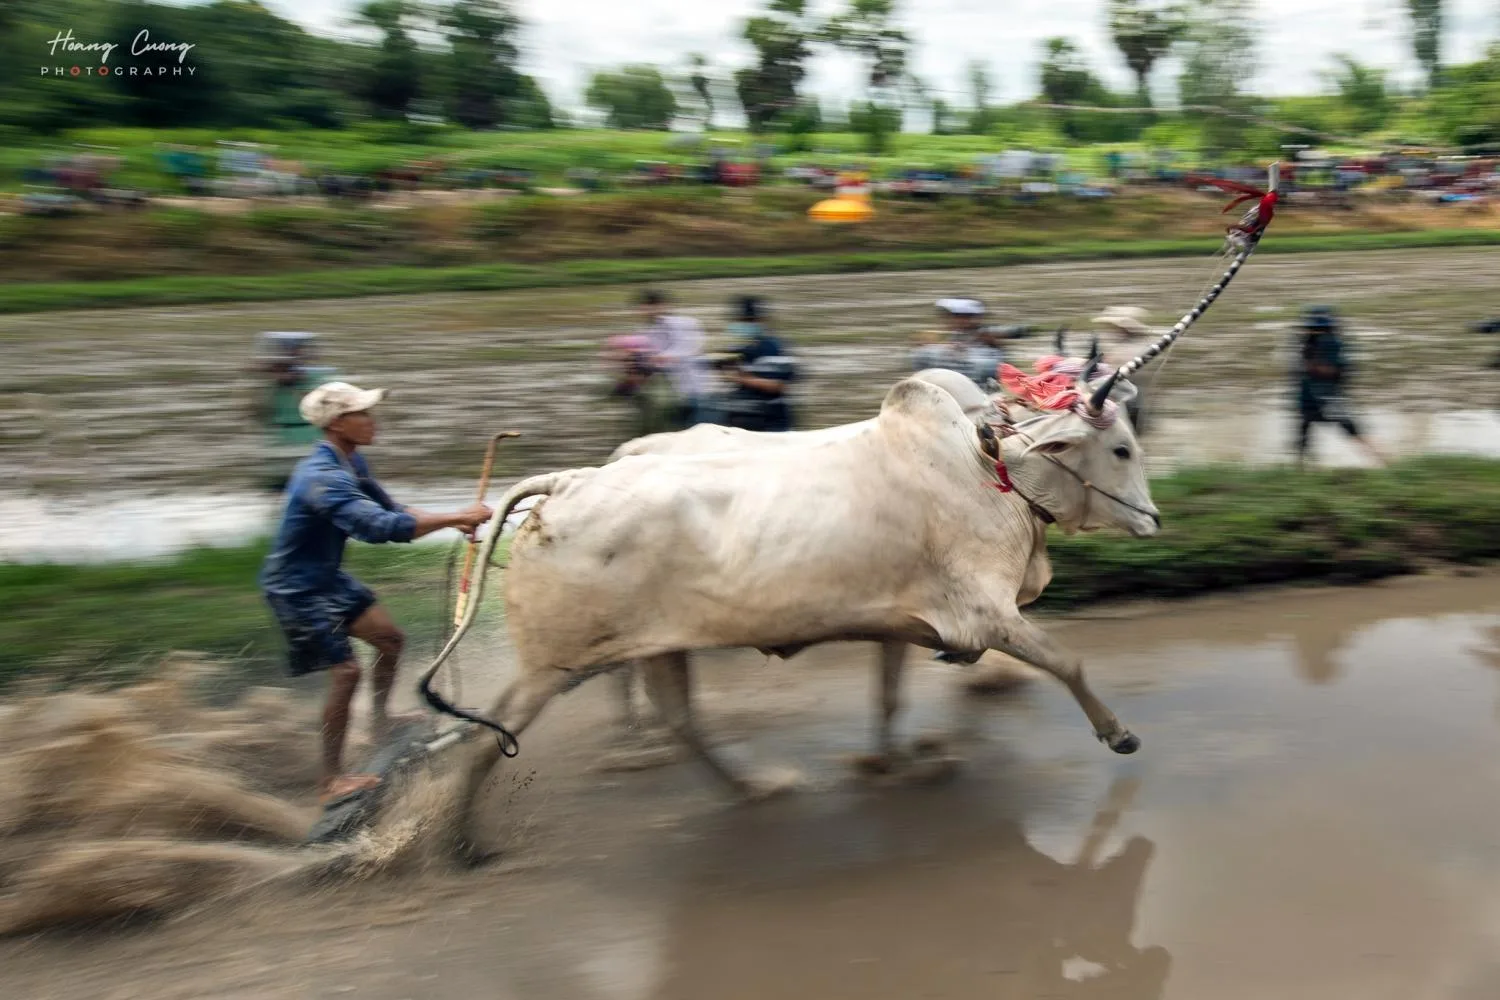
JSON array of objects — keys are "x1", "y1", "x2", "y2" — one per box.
[
  {"x1": 1289, "y1": 619, "x2": 1350, "y2": 686},
  {"x1": 1471, "y1": 624, "x2": 1500, "y2": 724},
  {"x1": 655, "y1": 777, "x2": 1168, "y2": 1000}
]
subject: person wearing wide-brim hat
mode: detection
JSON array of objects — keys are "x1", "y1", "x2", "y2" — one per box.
[{"x1": 1091, "y1": 305, "x2": 1156, "y2": 431}]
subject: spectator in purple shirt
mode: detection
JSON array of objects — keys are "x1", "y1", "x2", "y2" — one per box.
[{"x1": 260, "y1": 382, "x2": 492, "y2": 804}]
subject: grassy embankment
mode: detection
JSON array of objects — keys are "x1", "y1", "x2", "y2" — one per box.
[
  {"x1": 2, "y1": 171, "x2": 1498, "y2": 311},
  {"x1": 4, "y1": 457, "x2": 1498, "y2": 687}
]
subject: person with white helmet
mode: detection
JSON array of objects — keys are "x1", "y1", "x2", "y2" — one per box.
[{"x1": 912, "y1": 298, "x2": 1016, "y2": 386}]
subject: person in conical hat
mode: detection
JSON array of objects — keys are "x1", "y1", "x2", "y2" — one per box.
[{"x1": 1091, "y1": 305, "x2": 1154, "y2": 432}]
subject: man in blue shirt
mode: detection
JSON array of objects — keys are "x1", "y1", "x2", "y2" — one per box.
[
  {"x1": 718, "y1": 295, "x2": 798, "y2": 432},
  {"x1": 260, "y1": 382, "x2": 492, "y2": 804}
]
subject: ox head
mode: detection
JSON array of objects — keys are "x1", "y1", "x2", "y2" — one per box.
[{"x1": 995, "y1": 354, "x2": 1158, "y2": 537}]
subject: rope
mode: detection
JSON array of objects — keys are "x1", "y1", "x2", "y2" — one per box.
[{"x1": 437, "y1": 536, "x2": 466, "y2": 707}]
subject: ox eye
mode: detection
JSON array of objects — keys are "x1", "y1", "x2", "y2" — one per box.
[{"x1": 1113, "y1": 446, "x2": 1131, "y2": 460}]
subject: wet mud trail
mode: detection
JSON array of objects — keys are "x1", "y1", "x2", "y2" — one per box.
[{"x1": 4, "y1": 572, "x2": 1500, "y2": 999}]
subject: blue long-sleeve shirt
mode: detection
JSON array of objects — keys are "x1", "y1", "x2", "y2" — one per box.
[{"x1": 259, "y1": 441, "x2": 417, "y2": 597}]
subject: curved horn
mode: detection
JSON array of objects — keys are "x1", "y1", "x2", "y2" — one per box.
[
  {"x1": 1081, "y1": 349, "x2": 1102, "y2": 384},
  {"x1": 1088, "y1": 181, "x2": 1275, "y2": 414}
]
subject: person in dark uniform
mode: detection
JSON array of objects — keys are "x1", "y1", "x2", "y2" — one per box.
[
  {"x1": 1294, "y1": 305, "x2": 1386, "y2": 467},
  {"x1": 717, "y1": 295, "x2": 798, "y2": 432}
]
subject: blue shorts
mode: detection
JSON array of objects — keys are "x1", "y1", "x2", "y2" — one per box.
[{"x1": 264, "y1": 578, "x2": 377, "y2": 677}]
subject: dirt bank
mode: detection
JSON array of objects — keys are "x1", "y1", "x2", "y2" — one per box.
[{"x1": 2, "y1": 187, "x2": 1491, "y2": 285}]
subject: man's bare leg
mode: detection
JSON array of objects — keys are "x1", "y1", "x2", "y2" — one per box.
[
  {"x1": 350, "y1": 603, "x2": 419, "y2": 741},
  {"x1": 321, "y1": 660, "x2": 379, "y2": 801}
]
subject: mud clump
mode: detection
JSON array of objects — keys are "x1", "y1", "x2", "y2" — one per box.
[{"x1": 0, "y1": 656, "x2": 331, "y2": 935}]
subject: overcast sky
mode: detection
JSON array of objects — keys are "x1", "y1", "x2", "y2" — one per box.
[{"x1": 263, "y1": 0, "x2": 1500, "y2": 118}]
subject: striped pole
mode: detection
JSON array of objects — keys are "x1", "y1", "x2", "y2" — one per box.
[{"x1": 1089, "y1": 162, "x2": 1279, "y2": 412}]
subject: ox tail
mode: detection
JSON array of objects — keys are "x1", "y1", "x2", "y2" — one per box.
[{"x1": 416, "y1": 470, "x2": 576, "y2": 755}]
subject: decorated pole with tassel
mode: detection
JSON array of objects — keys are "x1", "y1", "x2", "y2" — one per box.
[{"x1": 1090, "y1": 162, "x2": 1280, "y2": 412}]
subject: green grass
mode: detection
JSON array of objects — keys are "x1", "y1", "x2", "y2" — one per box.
[
  {"x1": 3, "y1": 228, "x2": 1499, "y2": 315},
  {"x1": 4, "y1": 457, "x2": 1498, "y2": 686},
  {"x1": 1040, "y1": 456, "x2": 1500, "y2": 608},
  {"x1": 0, "y1": 539, "x2": 469, "y2": 687}
]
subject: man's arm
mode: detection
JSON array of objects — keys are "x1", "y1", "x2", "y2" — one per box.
[{"x1": 310, "y1": 472, "x2": 490, "y2": 543}]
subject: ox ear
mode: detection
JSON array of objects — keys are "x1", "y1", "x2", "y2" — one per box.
[{"x1": 1020, "y1": 412, "x2": 1094, "y2": 457}]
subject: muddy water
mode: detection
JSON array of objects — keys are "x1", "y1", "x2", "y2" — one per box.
[
  {"x1": 1, "y1": 247, "x2": 1497, "y2": 560},
  {"x1": 3, "y1": 573, "x2": 1500, "y2": 999}
]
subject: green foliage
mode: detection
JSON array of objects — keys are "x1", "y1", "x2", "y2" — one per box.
[
  {"x1": 848, "y1": 100, "x2": 900, "y2": 153},
  {"x1": 1177, "y1": 0, "x2": 1258, "y2": 155},
  {"x1": 439, "y1": 0, "x2": 522, "y2": 128},
  {"x1": 1323, "y1": 55, "x2": 1392, "y2": 134},
  {"x1": 1107, "y1": 0, "x2": 1187, "y2": 105},
  {"x1": 1040, "y1": 457, "x2": 1500, "y2": 609},
  {"x1": 586, "y1": 65, "x2": 678, "y2": 130},
  {"x1": 1036, "y1": 39, "x2": 1144, "y2": 143},
  {"x1": 736, "y1": 0, "x2": 817, "y2": 131},
  {"x1": 358, "y1": 0, "x2": 423, "y2": 118},
  {"x1": 1406, "y1": 0, "x2": 1444, "y2": 90}
]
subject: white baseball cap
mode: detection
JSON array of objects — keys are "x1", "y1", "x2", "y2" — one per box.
[
  {"x1": 936, "y1": 298, "x2": 986, "y2": 316},
  {"x1": 299, "y1": 381, "x2": 388, "y2": 429}
]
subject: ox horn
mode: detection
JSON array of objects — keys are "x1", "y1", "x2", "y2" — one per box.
[
  {"x1": 1080, "y1": 349, "x2": 1102, "y2": 384},
  {"x1": 1088, "y1": 164, "x2": 1278, "y2": 414}
]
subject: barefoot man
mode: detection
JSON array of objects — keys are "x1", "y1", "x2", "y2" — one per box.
[{"x1": 259, "y1": 382, "x2": 493, "y2": 804}]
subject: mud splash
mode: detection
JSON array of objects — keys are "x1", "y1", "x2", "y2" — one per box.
[{"x1": 0, "y1": 656, "x2": 463, "y2": 935}]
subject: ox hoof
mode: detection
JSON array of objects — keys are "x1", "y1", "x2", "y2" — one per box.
[{"x1": 1105, "y1": 731, "x2": 1141, "y2": 755}]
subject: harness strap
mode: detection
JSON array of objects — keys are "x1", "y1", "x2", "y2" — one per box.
[{"x1": 991, "y1": 456, "x2": 1057, "y2": 525}]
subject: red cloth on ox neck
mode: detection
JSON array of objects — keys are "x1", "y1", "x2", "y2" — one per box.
[{"x1": 993, "y1": 459, "x2": 1015, "y2": 493}]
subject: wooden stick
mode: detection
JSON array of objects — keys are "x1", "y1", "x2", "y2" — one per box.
[{"x1": 452, "y1": 430, "x2": 521, "y2": 628}]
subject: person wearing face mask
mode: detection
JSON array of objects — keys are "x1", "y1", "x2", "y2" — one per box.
[{"x1": 717, "y1": 295, "x2": 798, "y2": 432}]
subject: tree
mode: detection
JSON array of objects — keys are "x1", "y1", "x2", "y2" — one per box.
[
  {"x1": 1107, "y1": 0, "x2": 1186, "y2": 106},
  {"x1": 967, "y1": 60, "x2": 997, "y2": 134},
  {"x1": 359, "y1": 0, "x2": 422, "y2": 118},
  {"x1": 735, "y1": 0, "x2": 817, "y2": 131},
  {"x1": 585, "y1": 65, "x2": 678, "y2": 129},
  {"x1": 1177, "y1": 0, "x2": 1259, "y2": 154},
  {"x1": 439, "y1": 0, "x2": 522, "y2": 128},
  {"x1": 688, "y1": 53, "x2": 714, "y2": 125},
  {"x1": 1323, "y1": 54, "x2": 1390, "y2": 133},
  {"x1": 1037, "y1": 37, "x2": 1132, "y2": 141},
  {"x1": 1039, "y1": 37, "x2": 1096, "y2": 105},
  {"x1": 506, "y1": 75, "x2": 556, "y2": 129},
  {"x1": 820, "y1": 0, "x2": 911, "y2": 152},
  {"x1": 1406, "y1": 0, "x2": 1443, "y2": 90}
]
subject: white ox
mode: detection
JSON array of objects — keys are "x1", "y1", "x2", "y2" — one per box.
[
  {"x1": 602, "y1": 368, "x2": 1014, "y2": 729},
  {"x1": 422, "y1": 370, "x2": 1160, "y2": 849}
]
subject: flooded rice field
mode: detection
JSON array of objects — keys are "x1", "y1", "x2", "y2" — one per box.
[
  {"x1": 0, "y1": 245, "x2": 1494, "y2": 563},
  {"x1": 3, "y1": 572, "x2": 1499, "y2": 999},
  {"x1": 0, "y1": 246, "x2": 1497, "y2": 559}
]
